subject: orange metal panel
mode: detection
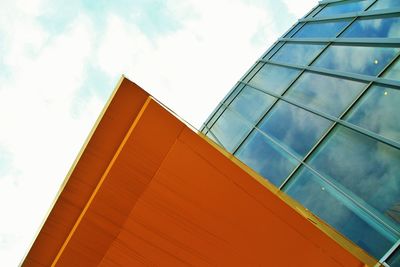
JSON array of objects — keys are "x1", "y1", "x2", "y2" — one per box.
[{"x1": 23, "y1": 78, "x2": 378, "y2": 266}]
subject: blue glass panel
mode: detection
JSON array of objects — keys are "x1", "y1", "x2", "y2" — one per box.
[
  {"x1": 307, "y1": 126, "x2": 400, "y2": 233},
  {"x1": 259, "y1": 101, "x2": 332, "y2": 157},
  {"x1": 248, "y1": 64, "x2": 301, "y2": 95},
  {"x1": 285, "y1": 166, "x2": 396, "y2": 258},
  {"x1": 313, "y1": 44, "x2": 400, "y2": 76},
  {"x1": 229, "y1": 86, "x2": 275, "y2": 124},
  {"x1": 284, "y1": 72, "x2": 366, "y2": 117},
  {"x1": 383, "y1": 58, "x2": 400, "y2": 81},
  {"x1": 271, "y1": 43, "x2": 325, "y2": 66},
  {"x1": 341, "y1": 15, "x2": 400, "y2": 38},
  {"x1": 316, "y1": 0, "x2": 372, "y2": 17},
  {"x1": 294, "y1": 19, "x2": 351, "y2": 38},
  {"x1": 370, "y1": 0, "x2": 400, "y2": 10},
  {"x1": 242, "y1": 63, "x2": 264, "y2": 83},
  {"x1": 387, "y1": 248, "x2": 400, "y2": 266},
  {"x1": 307, "y1": 5, "x2": 323, "y2": 18},
  {"x1": 284, "y1": 23, "x2": 304, "y2": 38},
  {"x1": 209, "y1": 108, "x2": 252, "y2": 152},
  {"x1": 236, "y1": 130, "x2": 299, "y2": 187},
  {"x1": 346, "y1": 85, "x2": 400, "y2": 143},
  {"x1": 263, "y1": 42, "x2": 284, "y2": 60}
]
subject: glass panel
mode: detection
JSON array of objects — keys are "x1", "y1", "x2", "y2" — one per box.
[
  {"x1": 209, "y1": 108, "x2": 252, "y2": 152},
  {"x1": 387, "y1": 247, "x2": 400, "y2": 266},
  {"x1": 294, "y1": 19, "x2": 351, "y2": 38},
  {"x1": 285, "y1": 166, "x2": 396, "y2": 258},
  {"x1": 307, "y1": 5, "x2": 324, "y2": 18},
  {"x1": 284, "y1": 23, "x2": 304, "y2": 38},
  {"x1": 248, "y1": 64, "x2": 301, "y2": 95},
  {"x1": 242, "y1": 63, "x2": 264, "y2": 83},
  {"x1": 316, "y1": 0, "x2": 372, "y2": 17},
  {"x1": 259, "y1": 101, "x2": 332, "y2": 157},
  {"x1": 271, "y1": 43, "x2": 325, "y2": 66},
  {"x1": 235, "y1": 130, "x2": 299, "y2": 187},
  {"x1": 383, "y1": 58, "x2": 400, "y2": 81},
  {"x1": 206, "y1": 105, "x2": 225, "y2": 130},
  {"x1": 341, "y1": 15, "x2": 400, "y2": 38},
  {"x1": 307, "y1": 126, "x2": 400, "y2": 233},
  {"x1": 263, "y1": 42, "x2": 284, "y2": 60},
  {"x1": 346, "y1": 84, "x2": 400, "y2": 143},
  {"x1": 369, "y1": 0, "x2": 400, "y2": 11},
  {"x1": 284, "y1": 72, "x2": 367, "y2": 117},
  {"x1": 313, "y1": 44, "x2": 400, "y2": 76},
  {"x1": 229, "y1": 86, "x2": 275, "y2": 124}
]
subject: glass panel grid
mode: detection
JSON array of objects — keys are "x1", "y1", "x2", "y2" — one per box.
[
  {"x1": 316, "y1": 0, "x2": 373, "y2": 18},
  {"x1": 203, "y1": 0, "x2": 400, "y2": 262},
  {"x1": 341, "y1": 14, "x2": 400, "y2": 38}
]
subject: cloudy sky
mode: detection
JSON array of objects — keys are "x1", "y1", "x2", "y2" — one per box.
[{"x1": 0, "y1": 0, "x2": 316, "y2": 265}]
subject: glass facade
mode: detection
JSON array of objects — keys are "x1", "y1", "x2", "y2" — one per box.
[{"x1": 202, "y1": 0, "x2": 400, "y2": 265}]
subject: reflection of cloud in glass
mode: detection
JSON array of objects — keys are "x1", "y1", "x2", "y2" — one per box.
[
  {"x1": 370, "y1": 0, "x2": 400, "y2": 11},
  {"x1": 259, "y1": 101, "x2": 332, "y2": 157},
  {"x1": 229, "y1": 86, "x2": 275, "y2": 124},
  {"x1": 383, "y1": 58, "x2": 400, "y2": 81},
  {"x1": 285, "y1": 166, "x2": 395, "y2": 258},
  {"x1": 210, "y1": 108, "x2": 252, "y2": 152},
  {"x1": 236, "y1": 130, "x2": 298, "y2": 187},
  {"x1": 346, "y1": 85, "x2": 400, "y2": 143},
  {"x1": 249, "y1": 64, "x2": 300, "y2": 95},
  {"x1": 341, "y1": 16, "x2": 400, "y2": 38},
  {"x1": 271, "y1": 43, "x2": 324, "y2": 66},
  {"x1": 284, "y1": 71, "x2": 366, "y2": 117},
  {"x1": 313, "y1": 44, "x2": 400, "y2": 76},
  {"x1": 316, "y1": 0, "x2": 371, "y2": 17},
  {"x1": 307, "y1": 126, "x2": 400, "y2": 230},
  {"x1": 294, "y1": 20, "x2": 350, "y2": 38}
]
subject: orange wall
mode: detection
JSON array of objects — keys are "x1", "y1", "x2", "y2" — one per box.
[{"x1": 23, "y1": 78, "x2": 376, "y2": 266}]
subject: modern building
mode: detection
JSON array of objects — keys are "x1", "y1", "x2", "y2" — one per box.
[
  {"x1": 201, "y1": 0, "x2": 400, "y2": 265},
  {"x1": 22, "y1": 0, "x2": 400, "y2": 266},
  {"x1": 21, "y1": 78, "x2": 376, "y2": 266}
]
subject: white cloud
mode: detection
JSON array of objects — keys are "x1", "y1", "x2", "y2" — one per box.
[
  {"x1": 0, "y1": 0, "x2": 316, "y2": 265},
  {"x1": 97, "y1": 0, "x2": 286, "y2": 128},
  {"x1": 281, "y1": 0, "x2": 317, "y2": 18}
]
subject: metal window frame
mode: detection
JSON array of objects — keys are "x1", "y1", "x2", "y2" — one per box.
[{"x1": 201, "y1": 1, "x2": 400, "y2": 262}]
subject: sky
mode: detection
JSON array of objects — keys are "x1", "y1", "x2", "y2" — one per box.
[{"x1": 0, "y1": 0, "x2": 316, "y2": 265}]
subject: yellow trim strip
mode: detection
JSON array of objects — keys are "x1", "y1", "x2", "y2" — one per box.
[
  {"x1": 19, "y1": 76, "x2": 127, "y2": 266},
  {"x1": 51, "y1": 96, "x2": 153, "y2": 266}
]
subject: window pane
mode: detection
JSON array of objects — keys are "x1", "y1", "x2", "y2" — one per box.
[
  {"x1": 387, "y1": 248, "x2": 400, "y2": 266},
  {"x1": 236, "y1": 130, "x2": 299, "y2": 187},
  {"x1": 312, "y1": 44, "x2": 400, "y2": 76},
  {"x1": 341, "y1": 15, "x2": 400, "y2": 38},
  {"x1": 229, "y1": 86, "x2": 275, "y2": 124},
  {"x1": 285, "y1": 166, "x2": 396, "y2": 258},
  {"x1": 307, "y1": 126, "x2": 400, "y2": 233},
  {"x1": 284, "y1": 72, "x2": 367, "y2": 117},
  {"x1": 248, "y1": 64, "x2": 301, "y2": 95},
  {"x1": 242, "y1": 63, "x2": 264, "y2": 83},
  {"x1": 294, "y1": 19, "x2": 351, "y2": 38},
  {"x1": 382, "y1": 58, "x2": 400, "y2": 81},
  {"x1": 259, "y1": 101, "x2": 332, "y2": 157},
  {"x1": 206, "y1": 105, "x2": 225, "y2": 130},
  {"x1": 307, "y1": 5, "x2": 323, "y2": 18},
  {"x1": 369, "y1": 0, "x2": 400, "y2": 11},
  {"x1": 209, "y1": 108, "x2": 252, "y2": 152},
  {"x1": 263, "y1": 42, "x2": 284, "y2": 60},
  {"x1": 345, "y1": 84, "x2": 400, "y2": 143},
  {"x1": 284, "y1": 23, "x2": 304, "y2": 38},
  {"x1": 271, "y1": 43, "x2": 325, "y2": 66},
  {"x1": 316, "y1": 0, "x2": 372, "y2": 17}
]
